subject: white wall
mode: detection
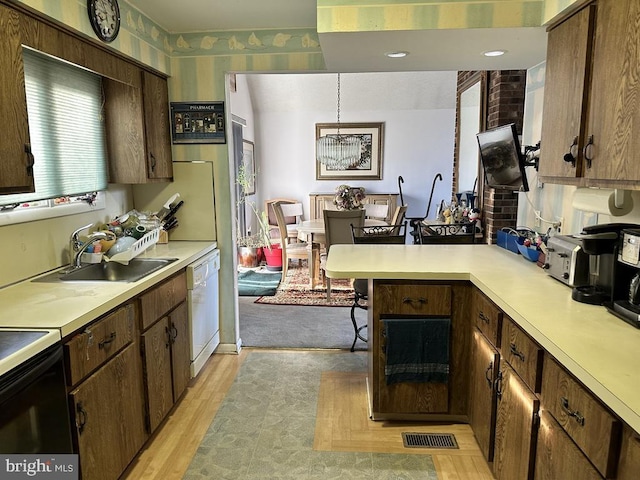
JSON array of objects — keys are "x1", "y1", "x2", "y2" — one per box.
[{"x1": 239, "y1": 72, "x2": 458, "y2": 221}]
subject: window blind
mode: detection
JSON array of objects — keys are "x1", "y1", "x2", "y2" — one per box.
[{"x1": 0, "y1": 48, "x2": 108, "y2": 206}]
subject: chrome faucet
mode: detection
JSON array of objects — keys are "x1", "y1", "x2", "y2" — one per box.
[
  {"x1": 67, "y1": 224, "x2": 109, "y2": 270},
  {"x1": 71, "y1": 232, "x2": 110, "y2": 269}
]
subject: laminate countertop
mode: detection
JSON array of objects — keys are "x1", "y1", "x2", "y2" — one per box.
[
  {"x1": 0, "y1": 241, "x2": 216, "y2": 338},
  {"x1": 325, "y1": 243, "x2": 640, "y2": 434}
]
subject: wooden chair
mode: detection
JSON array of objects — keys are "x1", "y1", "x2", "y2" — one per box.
[
  {"x1": 390, "y1": 204, "x2": 408, "y2": 226},
  {"x1": 272, "y1": 201, "x2": 310, "y2": 280},
  {"x1": 347, "y1": 222, "x2": 407, "y2": 351},
  {"x1": 265, "y1": 198, "x2": 300, "y2": 241},
  {"x1": 320, "y1": 209, "x2": 365, "y2": 299}
]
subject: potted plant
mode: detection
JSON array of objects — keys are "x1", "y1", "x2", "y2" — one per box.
[{"x1": 236, "y1": 164, "x2": 283, "y2": 268}]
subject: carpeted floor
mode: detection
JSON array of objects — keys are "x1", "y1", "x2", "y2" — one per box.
[
  {"x1": 239, "y1": 295, "x2": 366, "y2": 350},
  {"x1": 255, "y1": 262, "x2": 355, "y2": 307},
  {"x1": 183, "y1": 350, "x2": 438, "y2": 480}
]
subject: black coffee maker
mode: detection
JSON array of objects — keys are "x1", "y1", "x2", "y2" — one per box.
[
  {"x1": 607, "y1": 228, "x2": 640, "y2": 328},
  {"x1": 572, "y1": 223, "x2": 634, "y2": 305}
]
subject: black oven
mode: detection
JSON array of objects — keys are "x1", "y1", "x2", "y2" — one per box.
[{"x1": 0, "y1": 331, "x2": 73, "y2": 454}]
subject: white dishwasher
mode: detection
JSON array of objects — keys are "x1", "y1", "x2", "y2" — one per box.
[{"x1": 186, "y1": 249, "x2": 220, "y2": 378}]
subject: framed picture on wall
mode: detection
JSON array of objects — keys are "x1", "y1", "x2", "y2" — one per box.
[
  {"x1": 242, "y1": 140, "x2": 256, "y2": 195},
  {"x1": 170, "y1": 101, "x2": 226, "y2": 144},
  {"x1": 315, "y1": 122, "x2": 384, "y2": 180}
]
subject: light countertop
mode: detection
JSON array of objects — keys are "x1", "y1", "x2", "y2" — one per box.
[
  {"x1": 0, "y1": 241, "x2": 216, "y2": 338},
  {"x1": 325, "y1": 244, "x2": 640, "y2": 434}
]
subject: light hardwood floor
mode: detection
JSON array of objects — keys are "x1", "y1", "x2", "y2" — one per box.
[{"x1": 122, "y1": 349, "x2": 495, "y2": 479}]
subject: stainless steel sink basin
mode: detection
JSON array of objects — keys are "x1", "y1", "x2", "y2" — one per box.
[{"x1": 33, "y1": 258, "x2": 178, "y2": 283}]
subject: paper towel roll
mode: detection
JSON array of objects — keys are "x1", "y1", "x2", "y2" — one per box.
[{"x1": 572, "y1": 188, "x2": 633, "y2": 216}]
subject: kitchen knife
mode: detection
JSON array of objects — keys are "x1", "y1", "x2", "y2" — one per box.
[
  {"x1": 164, "y1": 219, "x2": 179, "y2": 232},
  {"x1": 164, "y1": 200, "x2": 184, "y2": 221},
  {"x1": 157, "y1": 193, "x2": 180, "y2": 220},
  {"x1": 163, "y1": 217, "x2": 179, "y2": 231}
]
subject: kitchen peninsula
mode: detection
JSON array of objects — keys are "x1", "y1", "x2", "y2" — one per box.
[{"x1": 325, "y1": 243, "x2": 640, "y2": 479}]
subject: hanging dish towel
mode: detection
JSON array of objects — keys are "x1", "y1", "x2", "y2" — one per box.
[{"x1": 383, "y1": 318, "x2": 450, "y2": 385}]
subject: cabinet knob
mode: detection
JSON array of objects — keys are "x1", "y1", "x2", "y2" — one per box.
[
  {"x1": 563, "y1": 136, "x2": 578, "y2": 167},
  {"x1": 24, "y1": 143, "x2": 35, "y2": 176},
  {"x1": 561, "y1": 397, "x2": 585, "y2": 426},
  {"x1": 495, "y1": 370, "x2": 503, "y2": 399},
  {"x1": 76, "y1": 402, "x2": 88, "y2": 434},
  {"x1": 485, "y1": 361, "x2": 493, "y2": 388},
  {"x1": 509, "y1": 342, "x2": 526, "y2": 362},
  {"x1": 583, "y1": 135, "x2": 594, "y2": 169}
]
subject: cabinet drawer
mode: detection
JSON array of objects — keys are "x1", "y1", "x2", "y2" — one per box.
[
  {"x1": 375, "y1": 283, "x2": 451, "y2": 316},
  {"x1": 65, "y1": 303, "x2": 135, "y2": 386},
  {"x1": 540, "y1": 354, "x2": 621, "y2": 478},
  {"x1": 473, "y1": 289, "x2": 502, "y2": 347},
  {"x1": 140, "y1": 271, "x2": 187, "y2": 330},
  {"x1": 501, "y1": 316, "x2": 543, "y2": 392},
  {"x1": 535, "y1": 409, "x2": 602, "y2": 480}
]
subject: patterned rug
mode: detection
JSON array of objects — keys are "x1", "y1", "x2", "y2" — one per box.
[{"x1": 255, "y1": 261, "x2": 356, "y2": 307}]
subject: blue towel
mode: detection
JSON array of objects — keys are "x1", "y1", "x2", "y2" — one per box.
[{"x1": 383, "y1": 318, "x2": 450, "y2": 385}]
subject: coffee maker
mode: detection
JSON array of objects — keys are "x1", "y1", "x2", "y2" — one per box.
[
  {"x1": 571, "y1": 224, "x2": 628, "y2": 305},
  {"x1": 607, "y1": 228, "x2": 640, "y2": 328}
]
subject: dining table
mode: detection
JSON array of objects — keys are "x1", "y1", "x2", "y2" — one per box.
[{"x1": 296, "y1": 218, "x2": 388, "y2": 291}]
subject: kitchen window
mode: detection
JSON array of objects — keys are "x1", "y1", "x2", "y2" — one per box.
[{"x1": 0, "y1": 47, "x2": 108, "y2": 222}]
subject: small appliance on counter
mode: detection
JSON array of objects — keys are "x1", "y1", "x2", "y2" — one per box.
[
  {"x1": 544, "y1": 234, "x2": 590, "y2": 288},
  {"x1": 545, "y1": 224, "x2": 640, "y2": 308},
  {"x1": 608, "y1": 228, "x2": 640, "y2": 328}
]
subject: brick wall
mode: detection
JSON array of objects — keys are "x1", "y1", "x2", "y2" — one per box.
[
  {"x1": 453, "y1": 70, "x2": 526, "y2": 243},
  {"x1": 483, "y1": 70, "x2": 527, "y2": 244}
]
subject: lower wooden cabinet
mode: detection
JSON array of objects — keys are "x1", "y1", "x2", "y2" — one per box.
[
  {"x1": 469, "y1": 328, "x2": 499, "y2": 462},
  {"x1": 534, "y1": 409, "x2": 602, "y2": 480},
  {"x1": 540, "y1": 353, "x2": 621, "y2": 478},
  {"x1": 368, "y1": 280, "x2": 471, "y2": 420},
  {"x1": 69, "y1": 343, "x2": 147, "y2": 480},
  {"x1": 617, "y1": 424, "x2": 640, "y2": 479},
  {"x1": 493, "y1": 359, "x2": 539, "y2": 480},
  {"x1": 141, "y1": 301, "x2": 190, "y2": 433}
]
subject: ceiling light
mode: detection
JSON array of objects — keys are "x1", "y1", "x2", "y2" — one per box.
[
  {"x1": 483, "y1": 50, "x2": 506, "y2": 57},
  {"x1": 386, "y1": 51, "x2": 408, "y2": 58},
  {"x1": 316, "y1": 74, "x2": 362, "y2": 170}
]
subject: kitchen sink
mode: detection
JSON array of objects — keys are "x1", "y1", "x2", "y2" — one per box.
[{"x1": 33, "y1": 258, "x2": 178, "y2": 283}]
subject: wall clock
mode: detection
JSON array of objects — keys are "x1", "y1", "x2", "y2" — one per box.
[{"x1": 87, "y1": 0, "x2": 121, "y2": 43}]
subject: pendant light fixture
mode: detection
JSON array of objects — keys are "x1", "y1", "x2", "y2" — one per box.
[{"x1": 316, "y1": 73, "x2": 362, "y2": 170}]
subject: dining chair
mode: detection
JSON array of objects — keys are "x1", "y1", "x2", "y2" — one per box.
[
  {"x1": 265, "y1": 198, "x2": 300, "y2": 241},
  {"x1": 348, "y1": 221, "x2": 407, "y2": 351},
  {"x1": 320, "y1": 209, "x2": 365, "y2": 299},
  {"x1": 364, "y1": 203, "x2": 389, "y2": 221},
  {"x1": 272, "y1": 201, "x2": 310, "y2": 280},
  {"x1": 390, "y1": 204, "x2": 408, "y2": 226}
]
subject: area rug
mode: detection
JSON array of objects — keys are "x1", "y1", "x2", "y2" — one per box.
[
  {"x1": 184, "y1": 351, "x2": 438, "y2": 479},
  {"x1": 238, "y1": 269, "x2": 281, "y2": 296},
  {"x1": 254, "y1": 262, "x2": 357, "y2": 307}
]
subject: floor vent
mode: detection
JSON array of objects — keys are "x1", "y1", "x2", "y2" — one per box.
[{"x1": 402, "y1": 432, "x2": 459, "y2": 449}]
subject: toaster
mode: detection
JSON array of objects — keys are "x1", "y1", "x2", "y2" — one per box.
[{"x1": 544, "y1": 235, "x2": 590, "y2": 287}]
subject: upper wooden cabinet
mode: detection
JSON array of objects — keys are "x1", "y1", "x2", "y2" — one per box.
[
  {"x1": 104, "y1": 71, "x2": 173, "y2": 184},
  {"x1": 142, "y1": 71, "x2": 173, "y2": 180},
  {"x1": 0, "y1": 4, "x2": 34, "y2": 194},
  {"x1": 540, "y1": 0, "x2": 640, "y2": 188}
]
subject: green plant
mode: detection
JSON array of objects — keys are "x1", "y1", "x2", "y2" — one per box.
[{"x1": 235, "y1": 163, "x2": 272, "y2": 249}]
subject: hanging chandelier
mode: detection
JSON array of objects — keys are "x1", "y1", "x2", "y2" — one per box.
[{"x1": 316, "y1": 73, "x2": 362, "y2": 170}]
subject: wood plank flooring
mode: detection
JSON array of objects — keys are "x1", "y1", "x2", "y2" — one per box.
[{"x1": 122, "y1": 349, "x2": 495, "y2": 479}]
